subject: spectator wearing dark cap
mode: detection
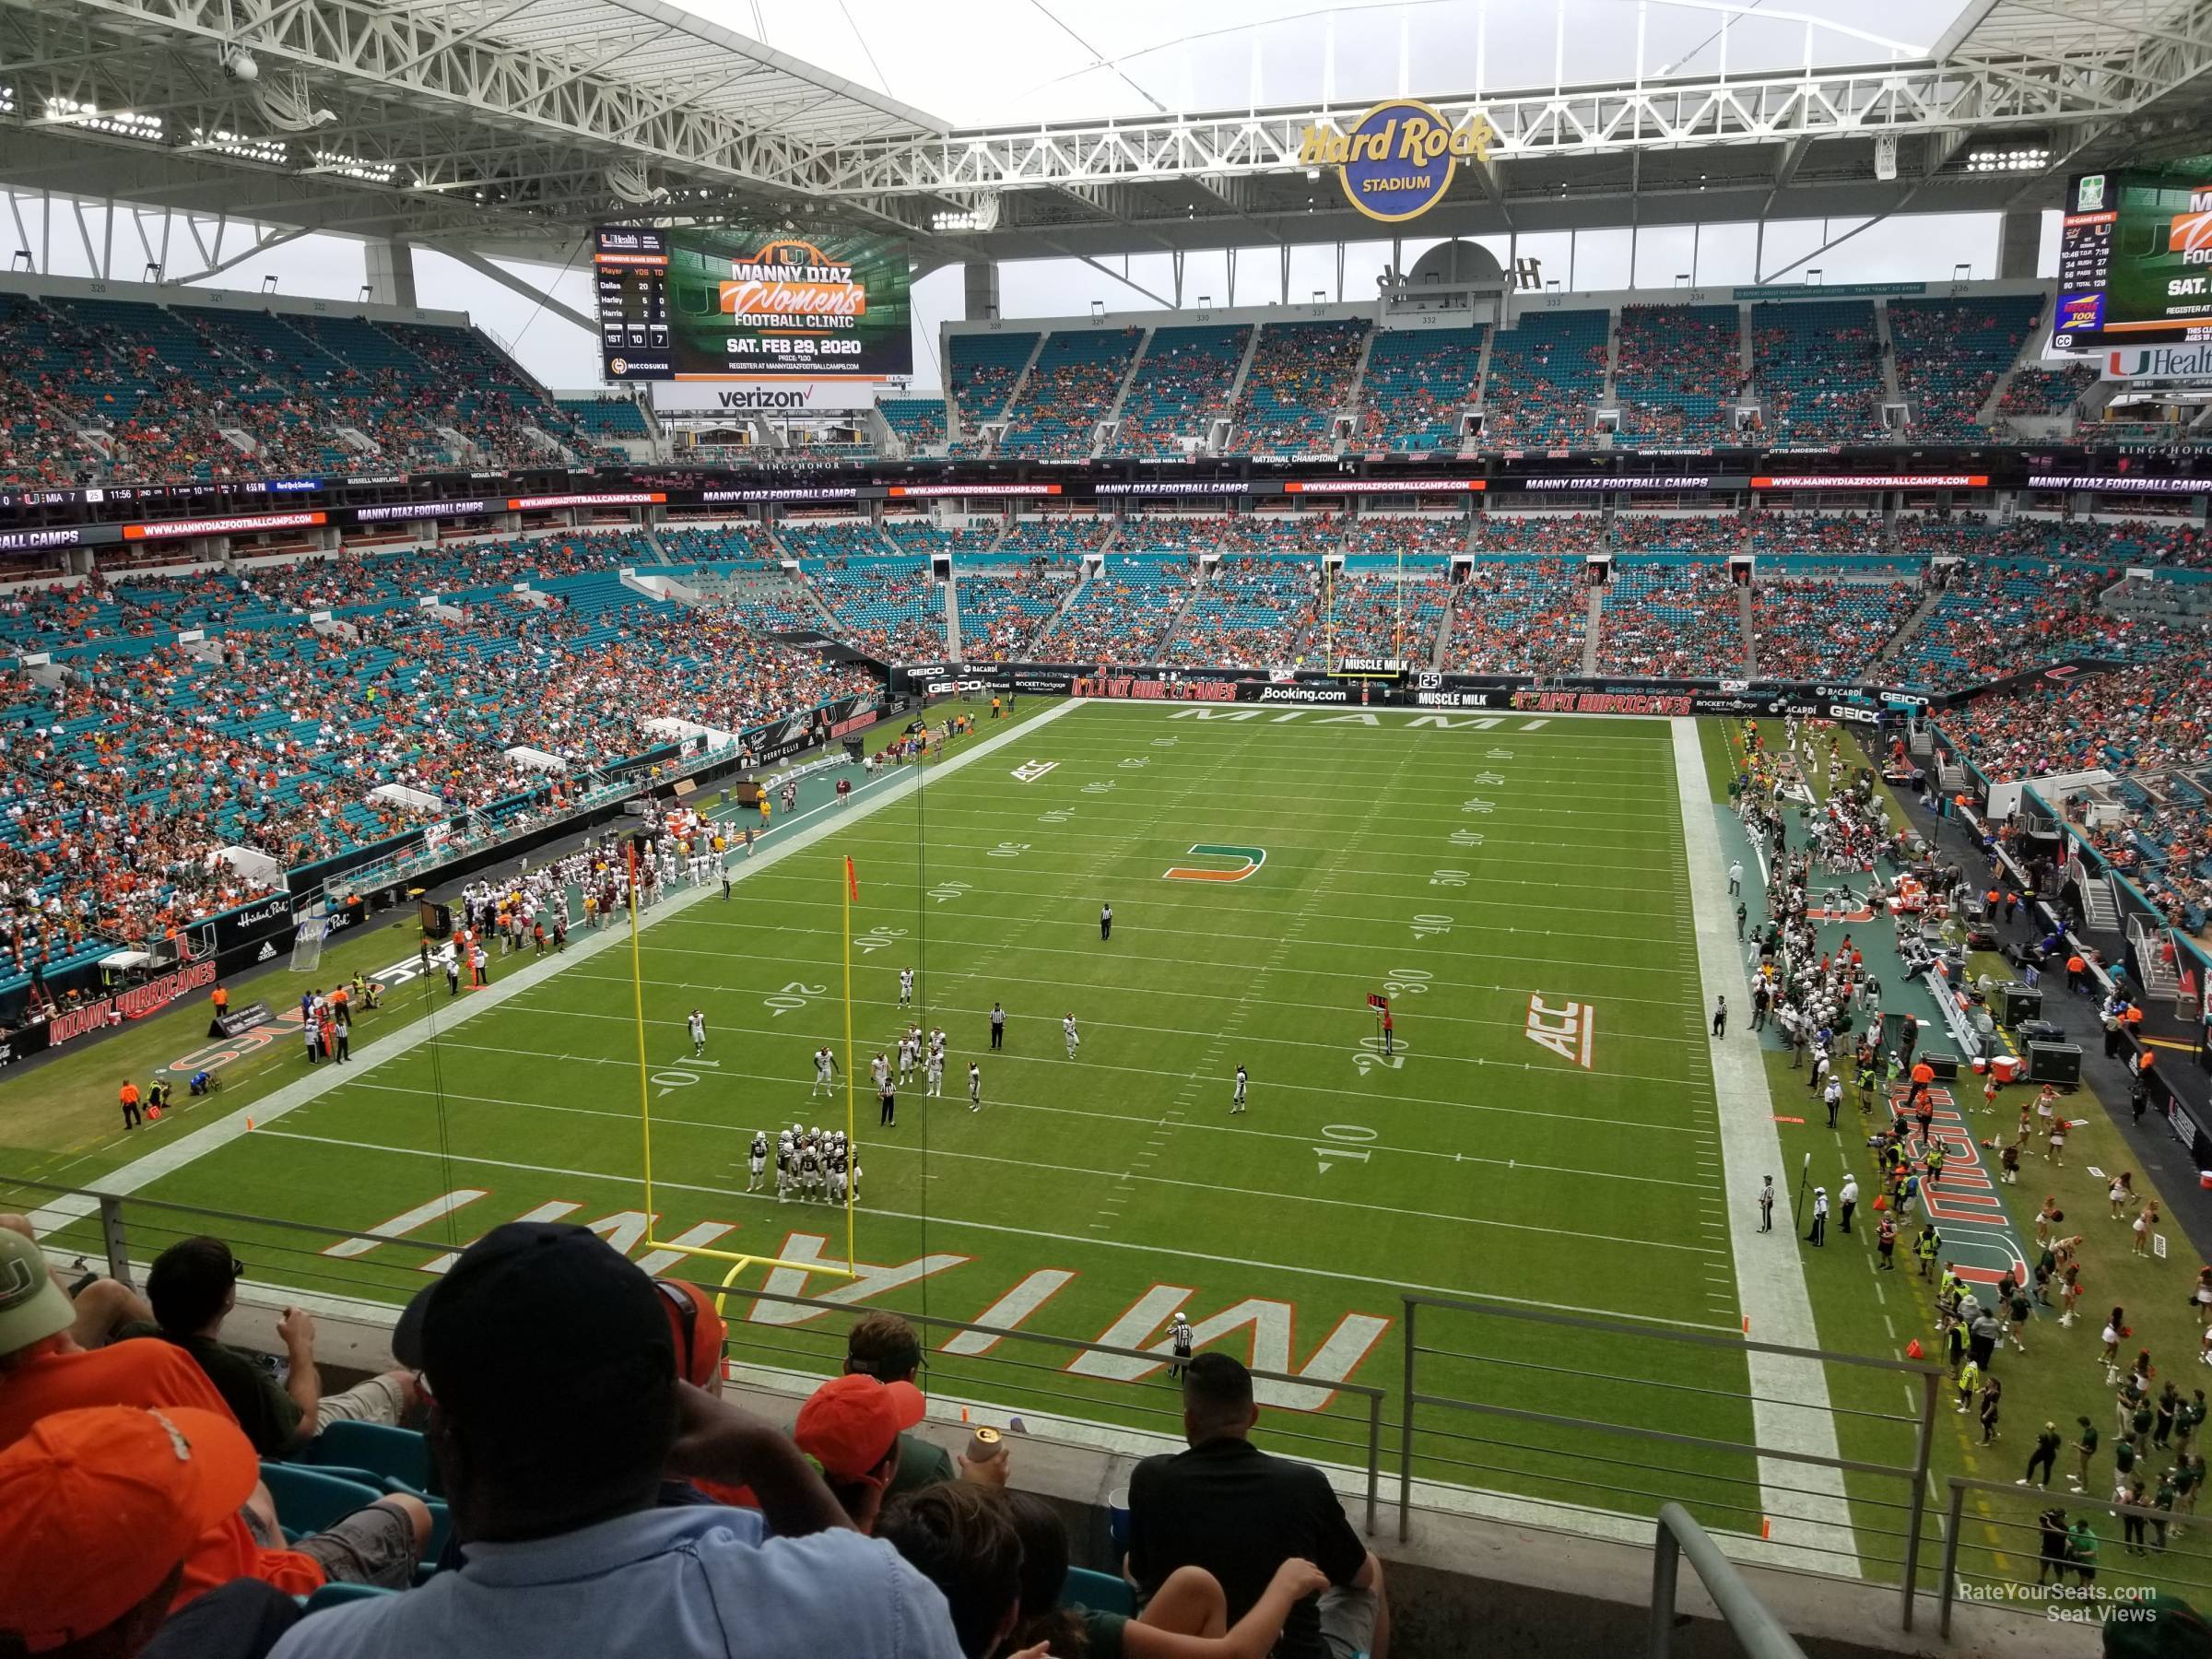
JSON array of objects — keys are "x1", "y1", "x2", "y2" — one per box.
[
  {"x1": 265, "y1": 1222, "x2": 963, "y2": 1659},
  {"x1": 0, "y1": 1404, "x2": 303, "y2": 1659},
  {"x1": 1127, "y1": 1352, "x2": 1388, "y2": 1659},
  {"x1": 876, "y1": 1482, "x2": 1025, "y2": 1659},
  {"x1": 846, "y1": 1310, "x2": 956, "y2": 1499},
  {"x1": 116, "y1": 1235, "x2": 418, "y2": 1458},
  {"x1": 0, "y1": 1229, "x2": 426, "y2": 1611}
]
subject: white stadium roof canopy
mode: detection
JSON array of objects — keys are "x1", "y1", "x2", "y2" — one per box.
[{"x1": 0, "y1": 0, "x2": 2206, "y2": 268}]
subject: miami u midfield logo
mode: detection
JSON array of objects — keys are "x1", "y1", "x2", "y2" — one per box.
[{"x1": 1162, "y1": 844, "x2": 1266, "y2": 883}]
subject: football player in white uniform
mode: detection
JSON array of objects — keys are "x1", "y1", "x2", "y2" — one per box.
[
  {"x1": 925, "y1": 1048, "x2": 945, "y2": 1097},
  {"x1": 812, "y1": 1046, "x2": 838, "y2": 1096},
  {"x1": 1063, "y1": 1013, "x2": 1080, "y2": 1060},
  {"x1": 968, "y1": 1062, "x2": 982, "y2": 1112},
  {"x1": 899, "y1": 966, "x2": 915, "y2": 1007},
  {"x1": 688, "y1": 1007, "x2": 707, "y2": 1059}
]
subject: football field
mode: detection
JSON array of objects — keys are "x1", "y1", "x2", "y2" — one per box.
[{"x1": 21, "y1": 697, "x2": 1830, "y2": 1545}]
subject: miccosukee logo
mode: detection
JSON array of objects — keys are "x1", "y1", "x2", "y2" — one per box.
[{"x1": 1300, "y1": 100, "x2": 1495, "y2": 223}]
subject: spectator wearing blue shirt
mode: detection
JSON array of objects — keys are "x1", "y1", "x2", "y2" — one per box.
[{"x1": 268, "y1": 1223, "x2": 962, "y2": 1659}]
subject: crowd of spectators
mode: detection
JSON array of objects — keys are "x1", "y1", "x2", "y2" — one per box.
[
  {"x1": 1610, "y1": 516, "x2": 1742, "y2": 556},
  {"x1": 954, "y1": 566, "x2": 1079, "y2": 660},
  {"x1": 1107, "y1": 325, "x2": 1250, "y2": 457},
  {"x1": 0, "y1": 292, "x2": 617, "y2": 489},
  {"x1": 1888, "y1": 296, "x2": 2040, "y2": 440},
  {"x1": 809, "y1": 561, "x2": 947, "y2": 662},
  {"x1": 947, "y1": 334, "x2": 1039, "y2": 455},
  {"x1": 1442, "y1": 557, "x2": 1588, "y2": 673},
  {"x1": 1159, "y1": 556, "x2": 1320, "y2": 668},
  {"x1": 1320, "y1": 566, "x2": 1451, "y2": 665},
  {"x1": 1481, "y1": 312, "x2": 1608, "y2": 447},
  {"x1": 1996, "y1": 361, "x2": 2095, "y2": 420},
  {"x1": 0, "y1": 1220, "x2": 1388, "y2": 1659},
  {"x1": 995, "y1": 330, "x2": 1141, "y2": 460},
  {"x1": 1747, "y1": 512, "x2": 1889, "y2": 566},
  {"x1": 1035, "y1": 555, "x2": 1193, "y2": 660},
  {"x1": 1353, "y1": 329, "x2": 1484, "y2": 452},
  {"x1": 1750, "y1": 573, "x2": 1923, "y2": 680},
  {"x1": 659, "y1": 522, "x2": 781, "y2": 569},
  {"x1": 878, "y1": 397, "x2": 949, "y2": 453},
  {"x1": 1751, "y1": 300, "x2": 1886, "y2": 443},
  {"x1": 998, "y1": 518, "x2": 1114, "y2": 556},
  {"x1": 0, "y1": 542, "x2": 882, "y2": 975},
  {"x1": 1888, "y1": 559, "x2": 2119, "y2": 691},
  {"x1": 1217, "y1": 516, "x2": 1338, "y2": 554},
  {"x1": 1231, "y1": 321, "x2": 1369, "y2": 454},
  {"x1": 1476, "y1": 512, "x2": 1605, "y2": 556},
  {"x1": 1613, "y1": 305, "x2": 1743, "y2": 446},
  {"x1": 1342, "y1": 515, "x2": 1467, "y2": 557},
  {"x1": 1597, "y1": 562, "x2": 1746, "y2": 677}
]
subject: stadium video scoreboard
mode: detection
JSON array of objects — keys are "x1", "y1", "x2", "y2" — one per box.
[
  {"x1": 2053, "y1": 165, "x2": 2212, "y2": 350},
  {"x1": 593, "y1": 223, "x2": 913, "y2": 382}
]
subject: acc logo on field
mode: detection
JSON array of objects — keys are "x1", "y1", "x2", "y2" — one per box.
[{"x1": 1301, "y1": 99, "x2": 1492, "y2": 223}]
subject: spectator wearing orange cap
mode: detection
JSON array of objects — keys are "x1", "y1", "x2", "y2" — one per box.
[
  {"x1": 0, "y1": 1404, "x2": 303, "y2": 1659},
  {"x1": 794, "y1": 1373, "x2": 928, "y2": 1535},
  {"x1": 0, "y1": 1229, "x2": 427, "y2": 1610}
]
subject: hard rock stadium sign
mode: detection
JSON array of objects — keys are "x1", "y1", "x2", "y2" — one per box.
[{"x1": 1300, "y1": 99, "x2": 1497, "y2": 223}]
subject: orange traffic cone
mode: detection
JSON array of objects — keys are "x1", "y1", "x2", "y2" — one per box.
[{"x1": 1905, "y1": 1338, "x2": 1924, "y2": 1359}]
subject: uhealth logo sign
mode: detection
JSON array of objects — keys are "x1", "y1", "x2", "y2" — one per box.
[{"x1": 1300, "y1": 99, "x2": 1496, "y2": 223}]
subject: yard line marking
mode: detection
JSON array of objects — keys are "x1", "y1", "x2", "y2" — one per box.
[
  {"x1": 488, "y1": 999, "x2": 1720, "y2": 1127},
  {"x1": 1672, "y1": 717, "x2": 1857, "y2": 1580},
  {"x1": 241, "y1": 1125, "x2": 1739, "y2": 1332},
  {"x1": 547, "y1": 970, "x2": 1712, "y2": 1058},
  {"x1": 21, "y1": 697, "x2": 1090, "y2": 1241}
]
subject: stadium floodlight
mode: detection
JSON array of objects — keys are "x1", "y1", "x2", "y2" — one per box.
[
  {"x1": 262, "y1": 275, "x2": 277, "y2": 294},
  {"x1": 1966, "y1": 145, "x2": 2050, "y2": 172}
]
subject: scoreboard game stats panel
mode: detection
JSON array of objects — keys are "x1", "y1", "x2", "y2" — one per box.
[{"x1": 2053, "y1": 164, "x2": 2212, "y2": 350}]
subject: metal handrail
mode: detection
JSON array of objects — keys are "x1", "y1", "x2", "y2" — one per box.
[
  {"x1": 1650, "y1": 1502, "x2": 1809, "y2": 1659},
  {"x1": 1396, "y1": 1292, "x2": 1944, "y2": 1630},
  {"x1": 1936, "y1": 1474, "x2": 2212, "y2": 1639},
  {"x1": 3, "y1": 1174, "x2": 1385, "y2": 1533}
]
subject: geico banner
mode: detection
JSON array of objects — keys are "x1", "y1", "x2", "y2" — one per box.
[{"x1": 652, "y1": 379, "x2": 879, "y2": 414}]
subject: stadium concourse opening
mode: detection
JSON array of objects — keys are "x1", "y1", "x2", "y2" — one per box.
[{"x1": 7, "y1": 0, "x2": 2212, "y2": 1651}]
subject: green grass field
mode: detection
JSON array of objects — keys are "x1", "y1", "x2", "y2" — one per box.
[
  {"x1": 7, "y1": 697, "x2": 1784, "y2": 1541},
  {"x1": 19, "y1": 696, "x2": 2212, "y2": 1614}
]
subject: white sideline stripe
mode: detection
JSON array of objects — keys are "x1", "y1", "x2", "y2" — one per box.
[
  {"x1": 1669, "y1": 718, "x2": 1859, "y2": 1578},
  {"x1": 25, "y1": 699, "x2": 1087, "y2": 1241}
]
